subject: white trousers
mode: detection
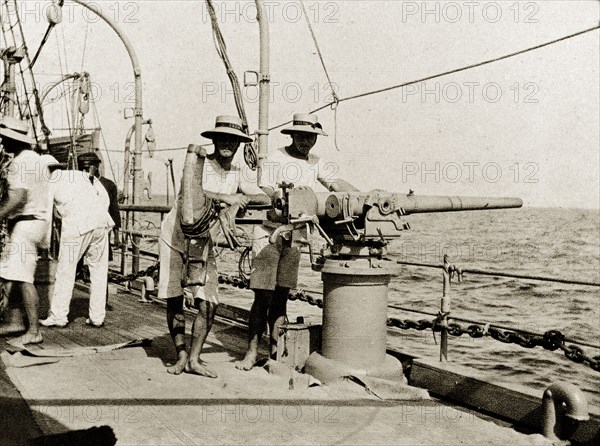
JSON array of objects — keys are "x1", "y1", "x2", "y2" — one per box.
[{"x1": 48, "y1": 227, "x2": 109, "y2": 324}]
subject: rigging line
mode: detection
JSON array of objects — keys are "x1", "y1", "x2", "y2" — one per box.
[
  {"x1": 300, "y1": 0, "x2": 341, "y2": 151},
  {"x1": 268, "y1": 24, "x2": 600, "y2": 131},
  {"x1": 1, "y1": 0, "x2": 28, "y2": 120},
  {"x1": 8, "y1": 0, "x2": 46, "y2": 142},
  {"x1": 55, "y1": 31, "x2": 75, "y2": 156},
  {"x1": 205, "y1": 0, "x2": 248, "y2": 125},
  {"x1": 30, "y1": 25, "x2": 54, "y2": 70},
  {"x1": 60, "y1": 25, "x2": 70, "y2": 75},
  {"x1": 30, "y1": 0, "x2": 65, "y2": 69},
  {"x1": 299, "y1": 0, "x2": 338, "y2": 102},
  {"x1": 79, "y1": 21, "x2": 89, "y2": 72},
  {"x1": 103, "y1": 143, "x2": 214, "y2": 153}
]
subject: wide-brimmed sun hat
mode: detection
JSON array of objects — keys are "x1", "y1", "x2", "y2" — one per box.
[
  {"x1": 0, "y1": 116, "x2": 35, "y2": 145},
  {"x1": 201, "y1": 116, "x2": 253, "y2": 143},
  {"x1": 281, "y1": 113, "x2": 327, "y2": 136}
]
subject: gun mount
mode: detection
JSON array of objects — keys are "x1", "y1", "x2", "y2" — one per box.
[
  {"x1": 271, "y1": 186, "x2": 523, "y2": 261},
  {"x1": 269, "y1": 185, "x2": 523, "y2": 382}
]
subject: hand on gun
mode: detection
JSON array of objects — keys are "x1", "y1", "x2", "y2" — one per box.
[{"x1": 221, "y1": 193, "x2": 249, "y2": 210}]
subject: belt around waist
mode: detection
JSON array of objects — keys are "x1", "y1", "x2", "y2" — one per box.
[{"x1": 8, "y1": 215, "x2": 42, "y2": 224}]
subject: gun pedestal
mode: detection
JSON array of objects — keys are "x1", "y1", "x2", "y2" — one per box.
[
  {"x1": 278, "y1": 187, "x2": 522, "y2": 382},
  {"x1": 305, "y1": 258, "x2": 405, "y2": 381}
]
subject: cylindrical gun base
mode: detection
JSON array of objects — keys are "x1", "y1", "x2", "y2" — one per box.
[{"x1": 321, "y1": 260, "x2": 393, "y2": 369}]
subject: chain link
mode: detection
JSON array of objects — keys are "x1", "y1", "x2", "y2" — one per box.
[
  {"x1": 108, "y1": 263, "x2": 160, "y2": 284},
  {"x1": 384, "y1": 316, "x2": 600, "y2": 372},
  {"x1": 196, "y1": 273, "x2": 600, "y2": 372}
]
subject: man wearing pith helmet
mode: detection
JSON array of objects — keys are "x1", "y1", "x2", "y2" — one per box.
[
  {"x1": 159, "y1": 115, "x2": 269, "y2": 378},
  {"x1": 236, "y1": 113, "x2": 357, "y2": 371},
  {"x1": 0, "y1": 117, "x2": 50, "y2": 345}
]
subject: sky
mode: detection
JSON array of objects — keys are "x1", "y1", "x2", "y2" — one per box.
[{"x1": 11, "y1": 0, "x2": 600, "y2": 208}]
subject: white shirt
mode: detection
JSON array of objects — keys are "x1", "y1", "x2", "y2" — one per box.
[
  {"x1": 259, "y1": 147, "x2": 333, "y2": 191},
  {"x1": 48, "y1": 170, "x2": 114, "y2": 237},
  {"x1": 253, "y1": 147, "x2": 336, "y2": 242},
  {"x1": 5, "y1": 150, "x2": 50, "y2": 220},
  {"x1": 161, "y1": 157, "x2": 264, "y2": 252}
]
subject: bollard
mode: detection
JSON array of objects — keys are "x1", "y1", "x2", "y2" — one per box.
[{"x1": 542, "y1": 382, "x2": 589, "y2": 442}]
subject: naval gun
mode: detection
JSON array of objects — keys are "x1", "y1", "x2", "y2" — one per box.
[{"x1": 269, "y1": 185, "x2": 523, "y2": 380}]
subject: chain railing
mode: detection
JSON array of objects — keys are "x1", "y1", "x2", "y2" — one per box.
[{"x1": 108, "y1": 206, "x2": 599, "y2": 373}]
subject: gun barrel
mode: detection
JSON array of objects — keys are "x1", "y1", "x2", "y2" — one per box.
[
  {"x1": 396, "y1": 195, "x2": 523, "y2": 215},
  {"x1": 316, "y1": 192, "x2": 522, "y2": 220}
]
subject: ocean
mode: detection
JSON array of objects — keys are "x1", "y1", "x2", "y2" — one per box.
[{"x1": 133, "y1": 200, "x2": 600, "y2": 409}]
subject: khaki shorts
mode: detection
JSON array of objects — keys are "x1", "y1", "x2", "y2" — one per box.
[
  {"x1": 0, "y1": 219, "x2": 48, "y2": 284},
  {"x1": 249, "y1": 227, "x2": 300, "y2": 291},
  {"x1": 158, "y1": 237, "x2": 219, "y2": 304}
]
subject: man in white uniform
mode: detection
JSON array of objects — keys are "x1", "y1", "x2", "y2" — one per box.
[
  {"x1": 39, "y1": 158, "x2": 114, "y2": 328},
  {"x1": 159, "y1": 116, "x2": 269, "y2": 378},
  {"x1": 236, "y1": 113, "x2": 357, "y2": 370},
  {"x1": 0, "y1": 117, "x2": 50, "y2": 344}
]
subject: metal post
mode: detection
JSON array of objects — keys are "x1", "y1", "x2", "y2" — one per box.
[
  {"x1": 68, "y1": 0, "x2": 143, "y2": 273},
  {"x1": 6, "y1": 60, "x2": 16, "y2": 117},
  {"x1": 1, "y1": 47, "x2": 22, "y2": 117},
  {"x1": 440, "y1": 255, "x2": 451, "y2": 362},
  {"x1": 120, "y1": 210, "x2": 129, "y2": 276},
  {"x1": 255, "y1": 0, "x2": 270, "y2": 186}
]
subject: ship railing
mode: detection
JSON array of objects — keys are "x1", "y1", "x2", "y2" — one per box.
[{"x1": 110, "y1": 205, "x2": 600, "y2": 371}]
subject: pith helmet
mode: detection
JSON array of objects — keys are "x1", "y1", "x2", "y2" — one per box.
[
  {"x1": 281, "y1": 113, "x2": 327, "y2": 136},
  {"x1": 0, "y1": 116, "x2": 34, "y2": 145},
  {"x1": 201, "y1": 116, "x2": 253, "y2": 143}
]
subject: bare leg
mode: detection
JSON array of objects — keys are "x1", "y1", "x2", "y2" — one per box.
[
  {"x1": 166, "y1": 296, "x2": 187, "y2": 375},
  {"x1": 235, "y1": 290, "x2": 272, "y2": 371},
  {"x1": 19, "y1": 283, "x2": 42, "y2": 344},
  {"x1": 0, "y1": 282, "x2": 26, "y2": 336},
  {"x1": 267, "y1": 286, "x2": 289, "y2": 359},
  {"x1": 185, "y1": 299, "x2": 218, "y2": 378}
]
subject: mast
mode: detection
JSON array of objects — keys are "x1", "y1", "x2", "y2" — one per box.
[
  {"x1": 255, "y1": 0, "x2": 270, "y2": 185},
  {"x1": 0, "y1": 47, "x2": 23, "y2": 118}
]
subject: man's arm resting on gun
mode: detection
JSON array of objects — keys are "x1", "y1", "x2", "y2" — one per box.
[{"x1": 320, "y1": 178, "x2": 360, "y2": 192}]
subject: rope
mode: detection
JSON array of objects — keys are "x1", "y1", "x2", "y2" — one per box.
[
  {"x1": 395, "y1": 260, "x2": 600, "y2": 287},
  {"x1": 299, "y1": 0, "x2": 338, "y2": 101},
  {"x1": 80, "y1": 21, "x2": 89, "y2": 73},
  {"x1": 299, "y1": 0, "x2": 340, "y2": 150},
  {"x1": 8, "y1": 0, "x2": 49, "y2": 143},
  {"x1": 205, "y1": 0, "x2": 257, "y2": 169},
  {"x1": 30, "y1": 0, "x2": 65, "y2": 69},
  {"x1": 54, "y1": 29, "x2": 78, "y2": 167},
  {"x1": 268, "y1": 25, "x2": 600, "y2": 132},
  {"x1": 89, "y1": 86, "x2": 118, "y2": 182}
]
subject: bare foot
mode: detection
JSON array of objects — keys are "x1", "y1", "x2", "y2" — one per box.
[
  {"x1": 20, "y1": 332, "x2": 43, "y2": 345},
  {"x1": 235, "y1": 352, "x2": 258, "y2": 371},
  {"x1": 167, "y1": 351, "x2": 188, "y2": 375},
  {"x1": 185, "y1": 360, "x2": 218, "y2": 378}
]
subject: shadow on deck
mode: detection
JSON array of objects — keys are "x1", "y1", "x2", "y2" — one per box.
[{"x1": 0, "y1": 284, "x2": 552, "y2": 446}]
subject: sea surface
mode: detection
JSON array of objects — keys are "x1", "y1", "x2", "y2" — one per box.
[{"x1": 132, "y1": 201, "x2": 599, "y2": 410}]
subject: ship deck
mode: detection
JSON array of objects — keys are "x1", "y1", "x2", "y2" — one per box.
[{"x1": 0, "y1": 283, "x2": 551, "y2": 445}]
